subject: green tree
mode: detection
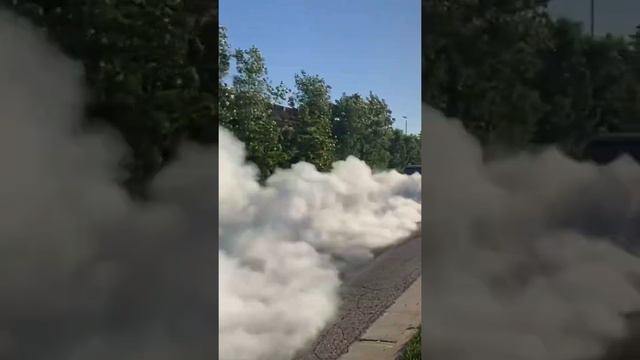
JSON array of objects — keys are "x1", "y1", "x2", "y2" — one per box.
[
  {"x1": 333, "y1": 93, "x2": 393, "y2": 169},
  {"x1": 291, "y1": 71, "x2": 336, "y2": 170},
  {"x1": 424, "y1": 0, "x2": 550, "y2": 149},
  {"x1": 533, "y1": 19, "x2": 592, "y2": 151},
  {"x1": 7, "y1": 0, "x2": 215, "y2": 196},
  {"x1": 363, "y1": 94, "x2": 394, "y2": 168},
  {"x1": 388, "y1": 129, "x2": 421, "y2": 171},
  {"x1": 219, "y1": 26, "x2": 231, "y2": 87},
  {"x1": 221, "y1": 45, "x2": 289, "y2": 179},
  {"x1": 218, "y1": 26, "x2": 233, "y2": 129},
  {"x1": 333, "y1": 94, "x2": 369, "y2": 160},
  {"x1": 584, "y1": 35, "x2": 636, "y2": 132},
  {"x1": 622, "y1": 25, "x2": 640, "y2": 129}
]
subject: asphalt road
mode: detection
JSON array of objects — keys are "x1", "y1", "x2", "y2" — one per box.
[
  {"x1": 290, "y1": 232, "x2": 640, "y2": 360},
  {"x1": 600, "y1": 312, "x2": 640, "y2": 359},
  {"x1": 294, "y1": 235, "x2": 421, "y2": 360}
]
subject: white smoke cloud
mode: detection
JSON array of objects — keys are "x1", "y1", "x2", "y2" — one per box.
[
  {"x1": 218, "y1": 127, "x2": 421, "y2": 360},
  {"x1": 423, "y1": 106, "x2": 640, "y2": 360},
  {"x1": 0, "y1": 11, "x2": 220, "y2": 360},
  {"x1": 0, "y1": 10, "x2": 420, "y2": 360}
]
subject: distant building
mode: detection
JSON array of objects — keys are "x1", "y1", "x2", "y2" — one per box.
[{"x1": 272, "y1": 104, "x2": 299, "y2": 127}]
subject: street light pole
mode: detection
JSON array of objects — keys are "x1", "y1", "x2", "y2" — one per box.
[{"x1": 590, "y1": 0, "x2": 595, "y2": 38}]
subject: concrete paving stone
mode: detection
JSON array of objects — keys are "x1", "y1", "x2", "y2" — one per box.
[
  {"x1": 360, "y1": 312, "x2": 420, "y2": 342},
  {"x1": 338, "y1": 341, "x2": 397, "y2": 360},
  {"x1": 387, "y1": 280, "x2": 421, "y2": 315},
  {"x1": 337, "y1": 277, "x2": 421, "y2": 360},
  {"x1": 357, "y1": 278, "x2": 421, "y2": 343},
  {"x1": 294, "y1": 236, "x2": 421, "y2": 360}
]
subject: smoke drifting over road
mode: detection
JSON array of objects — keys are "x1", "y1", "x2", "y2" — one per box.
[
  {"x1": 423, "y1": 106, "x2": 640, "y2": 360},
  {"x1": 219, "y1": 128, "x2": 421, "y2": 360},
  {"x1": 0, "y1": 10, "x2": 420, "y2": 360}
]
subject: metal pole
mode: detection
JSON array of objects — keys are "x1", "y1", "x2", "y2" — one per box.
[{"x1": 590, "y1": 0, "x2": 595, "y2": 38}]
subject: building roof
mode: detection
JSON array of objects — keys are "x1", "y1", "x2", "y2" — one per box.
[{"x1": 272, "y1": 104, "x2": 299, "y2": 127}]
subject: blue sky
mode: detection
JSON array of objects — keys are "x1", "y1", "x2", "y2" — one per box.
[{"x1": 219, "y1": 0, "x2": 421, "y2": 134}]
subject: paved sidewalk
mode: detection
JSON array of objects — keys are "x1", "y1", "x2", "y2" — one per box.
[
  {"x1": 338, "y1": 277, "x2": 421, "y2": 360},
  {"x1": 294, "y1": 236, "x2": 421, "y2": 360}
]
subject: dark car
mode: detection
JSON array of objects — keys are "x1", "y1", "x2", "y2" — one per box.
[
  {"x1": 403, "y1": 165, "x2": 421, "y2": 175},
  {"x1": 582, "y1": 133, "x2": 640, "y2": 165}
]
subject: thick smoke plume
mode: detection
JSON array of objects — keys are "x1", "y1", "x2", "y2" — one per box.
[
  {"x1": 0, "y1": 12, "x2": 218, "y2": 360},
  {"x1": 0, "y1": 10, "x2": 420, "y2": 360},
  {"x1": 423, "y1": 106, "x2": 640, "y2": 360},
  {"x1": 219, "y1": 128, "x2": 421, "y2": 360}
]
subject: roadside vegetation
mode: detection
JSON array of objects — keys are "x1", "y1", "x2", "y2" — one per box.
[
  {"x1": 6, "y1": 0, "x2": 216, "y2": 197},
  {"x1": 424, "y1": 0, "x2": 640, "y2": 157},
  {"x1": 399, "y1": 327, "x2": 421, "y2": 360},
  {"x1": 219, "y1": 27, "x2": 421, "y2": 180},
  {"x1": 5, "y1": 1, "x2": 419, "y2": 192}
]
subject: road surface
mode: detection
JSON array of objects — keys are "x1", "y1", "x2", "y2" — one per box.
[
  {"x1": 294, "y1": 235, "x2": 421, "y2": 360},
  {"x1": 601, "y1": 312, "x2": 640, "y2": 360}
]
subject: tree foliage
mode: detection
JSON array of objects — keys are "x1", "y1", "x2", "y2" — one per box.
[
  {"x1": 218, "y1": 34, "x2": 289, "y2": 179},
  {"x1": 424, "y1": 0, "x2": 640, "y2": 154},
  {"x1": 219, "y1": 27, "x2": 420, "y2": 176},
  {"x1": 333, "y1": 93, "x2": 395, "y2": 169},
  {"x1": 388, "y1": 129, "x2": 421, "y2": 171},
  {"x1": 6, "y1": 0, "x2": 215, "y2": 196},
  {"x1": 291, "y1": 71, "x2": 336, "y2": 170}
]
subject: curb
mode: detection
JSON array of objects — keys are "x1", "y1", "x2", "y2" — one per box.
[{"x1": 338, "y1": 276, "x2": 421, "y2": 360}]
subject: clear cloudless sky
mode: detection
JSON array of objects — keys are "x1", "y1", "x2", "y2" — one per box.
[{"x1": 219, "y1": 0, "x2": 421, "y2": 134}]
